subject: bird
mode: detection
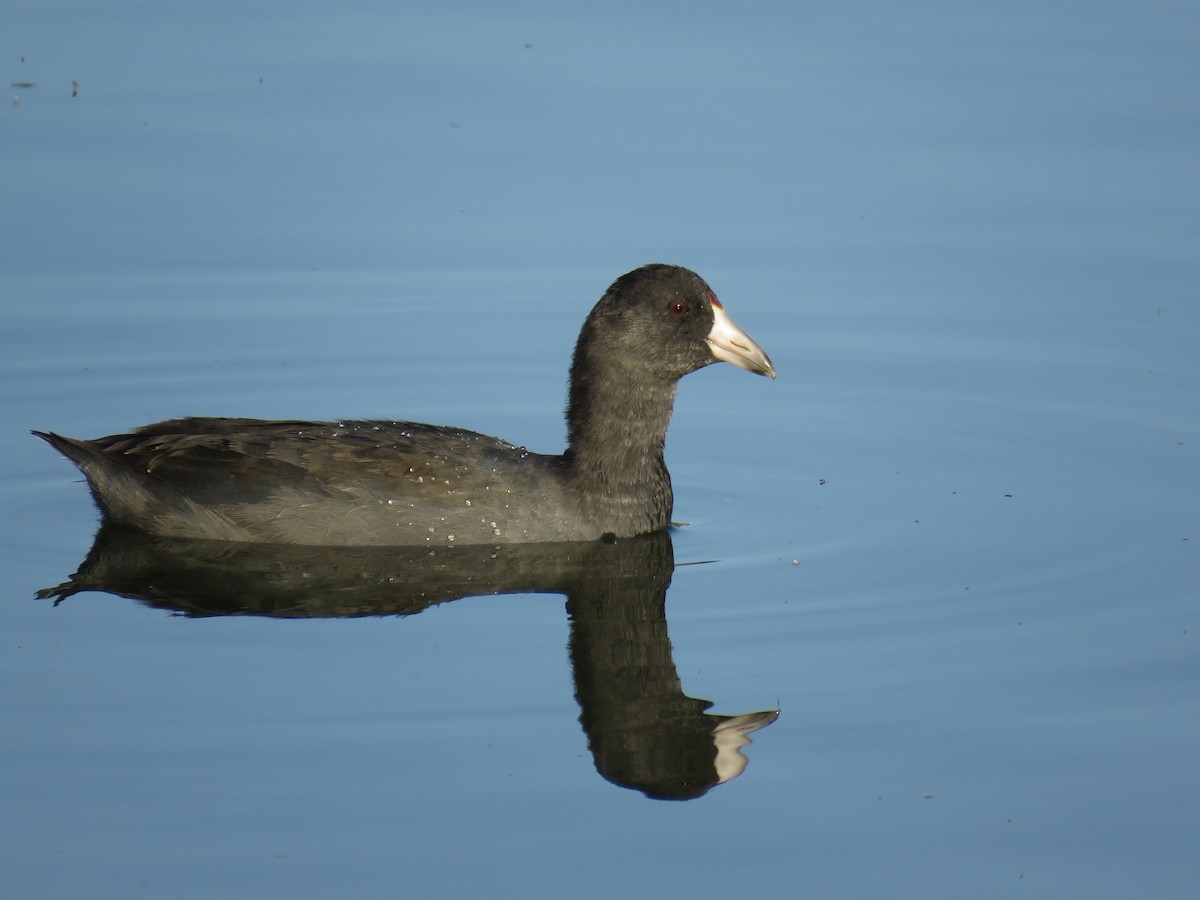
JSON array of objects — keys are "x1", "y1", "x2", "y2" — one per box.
[{"x1": 35, "y1": 264, "x2": 775, "y2": 547}]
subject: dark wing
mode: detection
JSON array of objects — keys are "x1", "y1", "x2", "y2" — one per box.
[{"x1": 70, "y1": 417, "x2": 532, "y2": 506}]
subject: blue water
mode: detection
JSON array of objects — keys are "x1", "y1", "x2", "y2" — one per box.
[{"x1": 3, "y1": 2, "x2": 1198, "y2": 898}]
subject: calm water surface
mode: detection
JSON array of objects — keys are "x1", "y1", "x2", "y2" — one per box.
[{"x1": 3, "y1": 2, "x2": 1198, "y2": 898}]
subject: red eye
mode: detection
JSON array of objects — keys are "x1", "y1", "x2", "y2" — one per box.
[{"x1": 668, "y1": 300, "x2": 689, "y2": 316}]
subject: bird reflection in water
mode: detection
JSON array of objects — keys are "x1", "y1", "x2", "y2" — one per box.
[{"x1": 39, "y1": 526, "x2": 777, "y2": 800}]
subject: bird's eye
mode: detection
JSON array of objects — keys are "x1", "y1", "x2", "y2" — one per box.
[{"x1": 668, "y1": 300, "x2": 690, "y2": 316}]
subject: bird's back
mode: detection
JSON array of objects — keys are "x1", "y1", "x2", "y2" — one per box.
[{"x1": 37, "y1": 418, "x2": 584, "y2": 546}]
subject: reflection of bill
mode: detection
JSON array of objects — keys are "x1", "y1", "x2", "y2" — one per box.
[
  {"x1": 714, "y1": 711, "x2": 781, "y2": 784},
  {"x1": 40, "y1": 525, "x2": 778, "y2": 801}
]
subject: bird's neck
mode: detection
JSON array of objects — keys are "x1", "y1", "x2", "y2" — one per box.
[{"x1": 564, "y1": 358, "x2": 678, "y2": 531}]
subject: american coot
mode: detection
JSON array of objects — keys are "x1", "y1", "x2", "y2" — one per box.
[{"x1": 36, "y1": 264, "x2": 775, "y2": 546}]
